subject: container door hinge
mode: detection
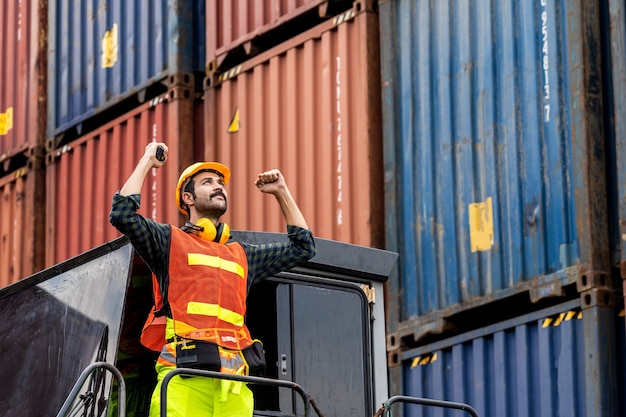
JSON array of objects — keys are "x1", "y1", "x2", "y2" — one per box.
[
  {"x1": 361, "y1": 284, "x2": 375, "y2": 304},
  {"x1": 361, "y1": 285, "x2": 376, "y2": 321}
]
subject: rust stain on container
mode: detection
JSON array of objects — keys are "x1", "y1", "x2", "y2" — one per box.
[
  {"x1": 0, "y1": 0, "x2": 46, "y2": 161},
  {"x1": 45, "y1": 95, "x2": 204, "y2": 267},
  {"x1": 205, "y1": 10, "x2": 384, "y2": 248},
  {"x1": 0, "y1": 165, "x2": 46, "y2": 288}
]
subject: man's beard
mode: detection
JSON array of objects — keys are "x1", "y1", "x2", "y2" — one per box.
[{"x1": 194, "y1": 194, "x2": 227, "y2": 219}]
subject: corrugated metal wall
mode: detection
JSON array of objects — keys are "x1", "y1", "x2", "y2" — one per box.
[
  {"x1": 45, "y1": 95, "x2": 203, "y2": 267},
  {"x1": 0, "y1": 165, "x2": 45, "y2": 287},
  {"x1": 205, "y1": 8, "x2": 384, "y2": 247},
  {"x1": 47, "y1": 0, "x2": 205, "y2": 138},
  {"x1": 380, "y1": 0, "x2": 610, "y2": 322},
  {"x1": 401, "y1": 300, "x2": 623, "y2": 417},
  {"x1": 0, "y1": 0, "x2": 46, "y2": 166},
  {"x1": 205, "y1": 0, "x2": 353, "y2": 72},
  {"x1": 609, "y1": 0, "x2": 626, "y2": 275}
]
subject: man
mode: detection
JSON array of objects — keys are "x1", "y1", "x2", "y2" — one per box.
[{"x1": 109, "y1": 142, "x2": 316, "y2": 417}]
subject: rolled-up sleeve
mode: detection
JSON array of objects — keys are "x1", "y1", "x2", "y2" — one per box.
[
  {"x1": 110, "y1": 191, "x2": 170, "y2": 269},
  {"x1": 242, "y1": 225, "x2": 316, "y2": 286}
]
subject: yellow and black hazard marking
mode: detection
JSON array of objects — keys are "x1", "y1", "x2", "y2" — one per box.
[
  {"x1": 228, "y1": 107, "x2": 240, "y2": 133},
  {"x1": 333, "y1": 8, "x2": 356, "y2": 26},
  {"x1": 219, "y1": 66, "x2": 242, "y2": 82},
  {"x1": 541, "y1": 309, "x2": 582, "y2": 328},
  {"x1": 13, "y1": 167, "x2": 27, "y2": 179},
  {"x1": 410, "y1": 352, "x2": 438, "y2": 369}
]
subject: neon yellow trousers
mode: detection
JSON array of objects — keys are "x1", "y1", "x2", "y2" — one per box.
[{"x1": 148, "y1": 364, "x2": 254, "y2": 417}]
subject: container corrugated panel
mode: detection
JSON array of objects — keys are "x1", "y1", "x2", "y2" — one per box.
[
  {"x1": 0, "y1": 0, "x2": 45, "y2": 163},
  {"x1": 0, "y1": 166, "x2": 46, "y2": 288},
  {"x1": 47, "y1": 0, "x2": 206, "y2": 139},
  {"x1": 205, "y1": 0, "x2": 352, "y2": 72},
  {"x1": 400, "y1": 300, "x2": 625, "y2": 417},
  {"x1": 45, "y1": 94, "x2": 204, "y2": 267},
  {"x1": 607, "y1": 0, "x2": 626, "y2": 277},
  {"x1": 205, "y1": 8, "x2": 384, "y2": 248},
  {"x1": 380, "y1": 0, "x2": 610, "y2": 325}
]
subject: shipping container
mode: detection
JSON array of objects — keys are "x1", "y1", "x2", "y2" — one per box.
[
  {"x1": 607, "y1": 0, "x2": 626, "y2": 265},
  {"x1": 45, "y1": 91, "x2": 203, "y2": 267},
  {"x1": 398, "y1": 298, "x2": 622, "y2": 417},
  {"x1": 0, "y1": 156, "x2": 46, "y2": 288},
  {"x1": 0, "y1": 0, "x2": 46, "y2": 168},
  {"x1": 205, "y1": 0, "x2": 353, "y2": 73},
  {"x1": 380, "y1": 0, "x2": 613, "y2": 336},
  {"x1": 47, "y1": 0, "x2": 206, "y2": 141},
  {"x1": 204, "y1": 7, "x2": 384, "y2": 248}
]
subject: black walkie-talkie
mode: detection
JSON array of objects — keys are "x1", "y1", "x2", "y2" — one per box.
[{"x1": 156, "y1": 146, "x2": 166, "y2": 161}]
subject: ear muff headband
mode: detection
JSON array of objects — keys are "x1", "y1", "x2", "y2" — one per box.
[{"x1": 194, "y1": 218, "x2": 231, "y2": 244}]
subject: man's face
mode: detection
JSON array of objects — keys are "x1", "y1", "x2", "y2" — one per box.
[{"x1": 188, "y1": 171, "x2": 228, "y2": 218}]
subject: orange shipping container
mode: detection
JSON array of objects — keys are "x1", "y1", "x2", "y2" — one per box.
[
  {"x1": 205, "y1": 8, "x2": 384, "y2": 248},
  {"x1": 0, "y1": 0, "x2": 46, "y2": 167},
  {"x1": 45, "y1": 91, "x2": 204, "y2": 267},
  {"x1": 206, "y1": 0, "x2": 353, "y2": 72},
  {"x1": 0, "y1": 162, "x2": 46, "y2": 288}
]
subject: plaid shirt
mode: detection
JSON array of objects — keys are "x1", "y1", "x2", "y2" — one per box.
[{"x1": 109, "y1": 192, "x2": 316, "y2": 293}]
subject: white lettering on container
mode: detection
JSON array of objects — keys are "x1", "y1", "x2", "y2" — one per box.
[
  {"x1": 151, "y1": 124, "x2": 158, "y2": 221},
  {"x1": 335, "y1": 56, "x2": 343, "y2": 226},
  {"x1": 541, "y1": 0, "x2": 550, "y2": 122}
]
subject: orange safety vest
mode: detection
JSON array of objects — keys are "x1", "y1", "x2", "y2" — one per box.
[{"x1": 140, "y1": 227, "x2": 253, "y2": 351}]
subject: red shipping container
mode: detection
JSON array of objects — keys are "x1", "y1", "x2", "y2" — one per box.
[
  {"x1": 0, "y1": 0, "x2": 46, "y2": 163},
  {"x1": 206, "y1": 0, "x2": 352, "y2": 72},
  {"x1": 204, "y1": 8, "x2": 384, "y2": 248},
  {"x1": 0, "y1": 163, "x2": 46, "y2": 288},
  {"x1": 45, "y1": 91, "x2": 204, "y2": 267}
]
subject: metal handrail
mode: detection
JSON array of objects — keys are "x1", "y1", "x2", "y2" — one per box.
[
  {"x1": 376, "y1": 395, "x2": 480, "y2": 417},
  {"x1": 56, "y1": 361, "x2": 126, "y2": 417},
  {"x1": 160, "y1": 368, "x2": 312, "y2": 417}
]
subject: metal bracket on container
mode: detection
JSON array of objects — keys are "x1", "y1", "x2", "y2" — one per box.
[
  {"x1": 26, "y1": 145, "x2": 45, "y2": 171},
  {"x1": 386, "y1": 332, "x2": 402, "y2": 367},
  {"x1": 353, "y1": 0, "x2": 379, "y2": 13},
  {"x1": 386, "y1": 317, "x2": 455, "y2": 367},
  {"x1": 204, "y1": 73, "x2": 219, "y2": 90},
  {"x1": 168, "y1": 72, "x2": 194, "y2": 89},
  {"x1": 387, "y1": 348, "x2": 401, "y2": 368},
  {"x1": 167, "y1": 73, "x2": 195, "y2": 101},
  {"x1": 529, "y1": 279, "x2": 564, "y2": 303},
  {"x1": 580, "y1": 288, "x2": 616, "y2": 310},
  {"x1": 576, "y1": 269, "x2": 611, "y2": 292}
]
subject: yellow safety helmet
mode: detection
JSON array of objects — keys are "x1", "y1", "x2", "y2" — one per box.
[{"x1": 176, "y1": 162, "x2": 231, "y2": 214}]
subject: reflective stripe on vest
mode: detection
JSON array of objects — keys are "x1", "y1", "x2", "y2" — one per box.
[
  {"x1": 187, "y1": 253, "x2": 245, "y2": 278},
  {"x1": 187, "y1": 301, "x2": 245, "y2": 327}
]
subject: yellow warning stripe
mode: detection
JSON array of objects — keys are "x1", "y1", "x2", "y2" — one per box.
[
  {"x1": 410, "y1": 353, "x2": 438, "y2": 368},
  {"x1": 219, "y1": 66, "x2": 242, "y2": 82},
  {"x1": 542, "y1": 310, "x2": 583, "y2": 328}
]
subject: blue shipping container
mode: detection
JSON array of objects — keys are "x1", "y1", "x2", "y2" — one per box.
[
  {"x1": 608, "y1": 0, "x2": 626, "y2": 274},
  {"x1": 399, "y1": 300, "x2": 624, "y2": 417},
  {"x1": 380, "y1": 0, "x2": 612, "y2": 325},
  {"x1": 47, "y1": 0, "x2": 206, "y2": 139}
]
